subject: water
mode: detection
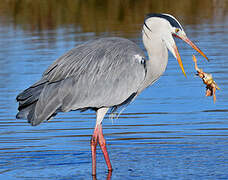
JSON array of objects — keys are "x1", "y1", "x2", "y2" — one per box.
[{"x1": 0, "y1": 1, "x2": 228, "y2": 179}]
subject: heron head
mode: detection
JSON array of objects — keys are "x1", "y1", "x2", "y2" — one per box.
[{"x1": 143, "y1": 13, "x2": 209, "y2": 77}]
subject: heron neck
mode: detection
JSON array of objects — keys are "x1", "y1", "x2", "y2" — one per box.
[{"x1": 141, "y1": 32, "x2": 168, "y2": 89}]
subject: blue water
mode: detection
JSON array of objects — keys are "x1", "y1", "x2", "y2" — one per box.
[{"x1": 0, "y1": 19, "x2": 228, "y2": 180}]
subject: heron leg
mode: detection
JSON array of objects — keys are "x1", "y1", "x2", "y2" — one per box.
[
  {"x1": 91, "y1": 107, "x2": 111, "y2": 175},
  {"x1": 98, "y1": 124, "x2": 112, "y2": 172},
  {"x1": 91, "y1": 126, "x2": 99, "y2": 176}
]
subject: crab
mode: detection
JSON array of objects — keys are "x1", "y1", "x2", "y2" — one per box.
[{"x1": 192, "y1": 55, "x2": 220, "y2": 103}]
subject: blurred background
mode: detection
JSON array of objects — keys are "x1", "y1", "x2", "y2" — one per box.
[
  {"x1": 0, "y1": 0, "x2": 228, "y2": 35},
  {"x1": 0, "y1": 0, "x2": 228, "y2": 180}
]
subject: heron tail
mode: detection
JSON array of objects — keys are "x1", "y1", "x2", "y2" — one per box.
[
  {"x1": 16, "y1": 79, "x2": 48, "y2": 125},
  {"x1": 16, "y1": 78, "x2": 66, "y2": 126}
]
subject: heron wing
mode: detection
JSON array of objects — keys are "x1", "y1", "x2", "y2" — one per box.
[{"x1": 31, "y1": 37, "x2": 147, "y2": 123}]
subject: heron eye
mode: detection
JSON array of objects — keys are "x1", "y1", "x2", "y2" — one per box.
[{"x1": 175, "y1": 28, "x2": 180, "y2": 33}]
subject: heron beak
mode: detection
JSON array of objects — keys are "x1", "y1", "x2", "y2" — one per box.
[
  {"x1": 173, "y1": 44, "x2": 186, "y2": 77},
  {"x1": 173, "y1": 34, "x2": 209, "y2": 61}
]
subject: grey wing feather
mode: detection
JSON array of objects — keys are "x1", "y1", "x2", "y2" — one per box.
[
  {"x1": 20, "y1": 37, "x2": 147, "y2": 125},
  {"x1": 43, "y1": 38, "x2": 146, "y2": 83}
]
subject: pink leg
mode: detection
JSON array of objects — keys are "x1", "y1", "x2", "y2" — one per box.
[
  {"x1": 98, "y1": 125, "x2": 113, "y2": 172},
  {"x1": 91, "y1": 126, "x2": 99, "y2": 176},
  {"x1": 91, "y1": 107, "x2": 111, "y2": 175},
  {"x1": 90, "y1": 124, "x2": 112, "y2": 175}
]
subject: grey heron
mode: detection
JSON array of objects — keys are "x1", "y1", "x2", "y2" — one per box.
[{"x1": 16, "y1": 13, "x2": 208, "y2": 175}]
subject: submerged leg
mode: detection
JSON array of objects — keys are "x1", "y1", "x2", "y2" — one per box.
[{"x1": 91, "y1": 107, "x2": 110, "y2": 175}]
